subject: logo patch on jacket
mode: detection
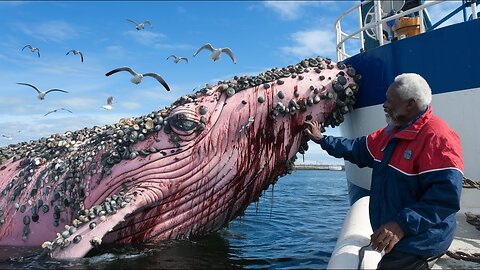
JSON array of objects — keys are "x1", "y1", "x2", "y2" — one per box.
[{"x1": 404, "y1": 149, "x2": 412, "y2": 160}]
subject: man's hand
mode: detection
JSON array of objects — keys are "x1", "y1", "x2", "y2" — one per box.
[
  {"x1": 371, "y1": 221, "x2": 405, "y2": 253},
  {"x1": 303, "y1": 121, "x2": 324, "y2": 143}
]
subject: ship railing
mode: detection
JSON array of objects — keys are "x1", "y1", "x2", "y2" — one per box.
[{"x1": 335, "y1": 0, "x2": 479, "y2": 62}]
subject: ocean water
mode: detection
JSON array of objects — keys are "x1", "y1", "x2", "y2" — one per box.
[{"x1": 0, "y1": 170, "x2": 349, "y2": 269}]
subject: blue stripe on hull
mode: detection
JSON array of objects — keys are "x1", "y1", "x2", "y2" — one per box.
[{"x1": 345, "y1": 19, "x2": 480, "y2": 109}]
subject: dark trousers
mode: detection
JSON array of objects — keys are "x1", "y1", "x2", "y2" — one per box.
[{"x1": 377, "y1": 250, "x2": 442, "y2": 270}]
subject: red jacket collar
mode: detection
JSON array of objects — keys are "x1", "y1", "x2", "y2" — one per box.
[{"x1": 390, "y1": 106, "x2": 433, "y2": 140}]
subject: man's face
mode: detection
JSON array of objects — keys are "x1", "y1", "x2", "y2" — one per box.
[{"x1": 383, "y1": 85, "x2": 411, "y2": 127}]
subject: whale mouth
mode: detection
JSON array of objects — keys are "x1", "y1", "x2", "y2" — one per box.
[
  {"x1": 44, "y1": 177, "x2": 181, "y2": 259},
  {"x1": 42, "y1": 189, "x2": 141, "y2": 259}
]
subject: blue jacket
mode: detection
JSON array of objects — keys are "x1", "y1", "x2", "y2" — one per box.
[{"x1": 319, "y1": 106, "x2": 463, "y2": 256}]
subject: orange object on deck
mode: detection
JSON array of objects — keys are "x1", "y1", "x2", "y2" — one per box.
[{"x1": 393, "y1": 17, "x2": 421, "y2": 39}]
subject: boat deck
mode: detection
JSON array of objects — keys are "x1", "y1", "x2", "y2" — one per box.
[{"x1": 434, "y1": 212, "x2": 480, "y2": 269}]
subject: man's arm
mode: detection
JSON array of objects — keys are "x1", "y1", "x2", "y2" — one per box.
[
  {"x1": 319, "y1": 136, "x2": 373, "y2": 168},
  {"x1": 304, "y1": 121, "x2": 374, "y2": 168},
  {"x1": 392, "y1": 169, "x2": 463, "y2": 235}
]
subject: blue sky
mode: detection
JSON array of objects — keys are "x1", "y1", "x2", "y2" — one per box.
[{"x1": 0, "y1": 1, "x2": 462, "y2": 164}]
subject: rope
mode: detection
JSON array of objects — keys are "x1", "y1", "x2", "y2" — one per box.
[
  {"x1": 446, "y1": 211, "x2": 480, "y2": 264},
  {"x1": 462, "y1": 177, "x2": 480, "y2": 189},
  {"x1": 446, "y1": 251, "x2": 480, "y2": 263},
  {"x1": 465, "y1": 212, "x2": 480, "y2": 231},
  {"x1": 357, "y1": 241, "x2": 372, "y2": 269}
]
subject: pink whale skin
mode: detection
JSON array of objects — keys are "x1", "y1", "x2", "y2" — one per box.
[{"x1": 0, "y1": 57, "x2": 360, "y2": 258}]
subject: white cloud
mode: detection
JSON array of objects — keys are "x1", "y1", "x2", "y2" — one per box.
[
  {"x1": 124, "y1": 30, "x2": 166, "y2": 46},
  {"x1": 0, "y1": 35, "x2": 21, "y2": 49},
  {"x1": 0, "y1": 94, "x2": 100, "y2": 115},
  {"x1": 0, "y1": 92, "x2": 26, "y2": 105},
  {"x1": 281, "y1": 29, "x2": 336, "y2": 59},
  {"x1": 17, "y1": 20, "x2": 79, "y2": 43},
  {"x1": 0, "y1": 112, "x2": 133, "y2": 147},
  {"x1": 32, "y1": 62, "x2": 94, "y2": 77},
  {"x1": 123, "y1": 29, "x2": 191, "y2": 50},
  {"x1": 153, "y1": 42, "x2": 191, "y2": 50},
  {"x1": 135, "y1": 88, "x2": 178, "y2": 104},
  {"x1": 59, "y1": 97, "x2": 100, "y2": 109},
  {"x1": 3, "y1": 102, "x2": 31, "y2": 115},
  {"x1": 105, "y1": 45, "x2": 126, "y2": 58},
  {"x1": 120, "y1": 101, "x2": 142, "y2": 110},
  {"x1": 263, "y1": 1, "x2": 321, "y2": 21}
]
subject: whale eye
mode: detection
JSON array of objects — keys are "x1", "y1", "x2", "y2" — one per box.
[
  {"x1": 169, "y1": 113, "x2": 198, "y2": 131},
  {"x1": 167, "y1": 106, "x2": 205, "y2": 140}
]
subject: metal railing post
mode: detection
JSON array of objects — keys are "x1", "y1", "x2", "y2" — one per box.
[
  {"x1": 419, "y1": 7, "x2": 425, "y2": 33},
  {"x1": 472, "y1": 0, "x2": 478, "y2": 19},
  {"x1": 358, "y1": 5, "x2": 365, "y2": 53},
  {"x1": 374, "y1": 0, "x2": 384, "y2": 46}
]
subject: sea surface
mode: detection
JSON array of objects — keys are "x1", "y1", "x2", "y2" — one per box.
[{"x1": 0, "y1": 170, "x2": 349, "y2": 270}]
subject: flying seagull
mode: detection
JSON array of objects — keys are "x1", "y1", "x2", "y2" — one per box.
[
  {"x1": 1, "y1": 134, "x2": 12, "y2": 140},
  {"x1": 22, "y1": 44, "x2": 40, "y2": 58},
  {"x1": 105, "y1": 67, "x2": 170, "y2": 91},
  {"x1": 126, "y1": 19, "x2": 152, "y2": 30},
  {"x1": 166, "y1": 55, "x2": 188, "y2": 64},
  {"x1": 193, "y1": 43, "x2": 236, "y2": 64},
  {"x1": 43, "y1": 108, "x2": 73, "y2": 117},
  {"x1": 16, "y1": 82, "x2": 69, "y2": 100},
  {"x1": 66, "y1": 49, "x2": 84, "y2": 62},
  {"x1": 101, "y1": 96, "x2": 114, "y2": 110}
]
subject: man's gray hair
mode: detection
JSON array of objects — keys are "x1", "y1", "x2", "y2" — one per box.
[{"x1": 393, "y1": 73, "x2": 432, "y2": 109}]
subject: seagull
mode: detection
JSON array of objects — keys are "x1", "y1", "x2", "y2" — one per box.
[
  {"x1": 126, "y1": 19, "x2": 152, "y2": 30},
  {"x1": 66, "y1": 50, "x2": 84, "y2": 62},
  {"x1": 193, "y1": 43, "x2": 236, "y2": 64},
  {"x1": 105, "y1": 67, "x2": 170, "y2": 91},
  {"x1": 1, "y1": 134, "x2": 12, "y2": 140},
  {"x1": 16, "y1": 82, "x2": 69, "y2": 100},
  {"x1": 166, "y1": 55, "x2": 188, "y2": 64},
  {"x1": 22, "y1": 44, "x2": 40, "y2": 58},
  {"x1": 101, "y1": 96, "x2": 114, "y2": 110},
  {"x1": 43, "y1": 108, "x2": 73, "y2": 117}
]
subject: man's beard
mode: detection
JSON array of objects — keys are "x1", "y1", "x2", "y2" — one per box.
[
  {"x1": 385, "y1": 115, "x2": 392, "y2": 124},
  {"x1": 385, "y1": 111, "x2": 400, "y2": 126}
]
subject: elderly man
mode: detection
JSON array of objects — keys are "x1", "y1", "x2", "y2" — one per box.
[{"x1": 304, "y1": 73, "x2": 463, "y2": 269}]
